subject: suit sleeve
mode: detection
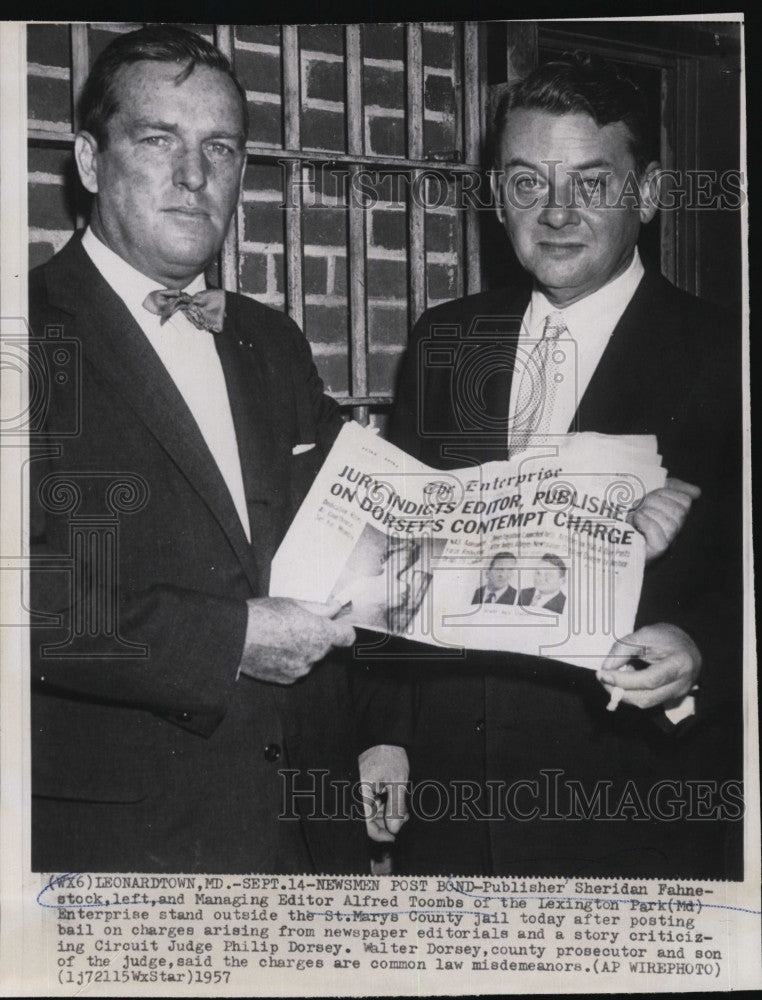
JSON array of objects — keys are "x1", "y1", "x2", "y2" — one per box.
[
  {"x1": 275, "y1": 312, "x2": 414, "y2": 753},
  {"x1": 636, "y1": 301, "x2": 743, "y2": 729},
  {"x1": 387, "y1": 312, "x2": 428, "y2": 461},
  {"x1": 284, "y1": 312, "x2": 344, "y2": 456},
  {"x1": 351, "y1": 650, "x2": 416, "y2": 753},
  {"x1": 348, "y1": 314, "x2": 441, "y2": 755},
  {"x1": 30, "y1": 509, "x2": 248, "y2": 737}
]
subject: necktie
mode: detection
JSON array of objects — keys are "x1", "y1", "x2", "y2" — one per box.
[
  {"x1": 142, "y1": 287, "x2": 226, "y2": 333},
  {"x1": 487, "y1": 592, "x2": 497, "y2": 603},
  {"x1": 509, "y1": 312, "x2": 568, "y2": 456}
]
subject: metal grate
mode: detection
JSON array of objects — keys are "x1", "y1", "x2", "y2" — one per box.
[{"x1": 27, "y1": 21, "x2": 488, "y2": 425}]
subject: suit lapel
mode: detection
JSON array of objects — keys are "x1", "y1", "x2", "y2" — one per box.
[
  {"x1": 45, "y1": 237, "x2": 261, "y2": 589},
  {"x1": 481, "y1": 288, "x2": 527, "y2": 414},
  {"x1": 214, "y1": 315, "x2": 276, "y2": 504},
  {"x1": 479, "y1": 288, "x2": 529, "y2": 462},
  {"x1": 215, "y1": 301, "x2": 286, "y2": 591},
  {"x1": 440, "y1": 287, "x2": 529, "y2": 466},
  {"x1": 571, "y1": 270, "x2": 662, "y2": 434}
]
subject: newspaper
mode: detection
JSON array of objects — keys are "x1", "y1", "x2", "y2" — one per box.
[{"x1": 271, "y1": 421, "x2": 665, "y2": 669}]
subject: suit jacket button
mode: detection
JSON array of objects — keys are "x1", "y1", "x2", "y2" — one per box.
[
  {"x1": 179, "y1": 711, "x2": 191, "y2": 721},
  {"x1": 475, "y1": 719, "x2": 485, "y2": 734},
  {"x1": 264, "y1": 743, "x2": 281, "y2": 762}
]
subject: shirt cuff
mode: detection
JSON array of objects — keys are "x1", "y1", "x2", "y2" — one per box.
[{"x1": 664, "y1": 694, "x2": 696, "y2": 725}]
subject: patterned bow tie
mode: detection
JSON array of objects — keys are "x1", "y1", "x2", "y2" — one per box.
[{"x1": 142, "y1": 287, "x2": 226, "y2": 333}]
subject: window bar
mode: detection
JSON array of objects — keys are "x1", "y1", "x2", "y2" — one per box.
[
  {"x1": 452, "y1": 22, "x2": 466, "y2": 300},
  {"x1": 406, "y1": 23, "x2": 426, "y2": 326},
  {"x1": 248, "y1": 147, "x2": 473, "y2": 172},
  {"x1": 70, "y1": 24, "x2": 89, "y2": 231},
  {"x1": 23, "y1": 129, "x2": 477, "y2": 170},
  {"x1": 282, "y1": 24, "x2": 304, "y2": 328},
  {"x1": 346, "y1": 25, "x2": 363, "y2": 154},
  {"x1": 345, "y1": 24, "x2": 369, "y2": 426},
  {"x1": 215, "y1": 24, "x2": 240, "y2": 294},
  {"x1": 463, "y1": 21, "x2": 483, "y2": 296},
  {"x1": 70, "y1": 24, "x2": 89, "y2": 129}
]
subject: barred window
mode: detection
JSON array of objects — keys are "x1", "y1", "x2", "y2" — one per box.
[{"x1": 27, "y1": 21, "x2": 488, "y2": 427}]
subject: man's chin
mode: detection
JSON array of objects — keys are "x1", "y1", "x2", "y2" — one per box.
[
  {"x1": 160, "y1": 242, "x2": 220, "y2": 279},
  {"x1": 530, "y1": 261, "x2": 594, "y2": 301}
]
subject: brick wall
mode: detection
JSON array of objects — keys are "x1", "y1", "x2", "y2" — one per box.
[
  {"x1": 27, "y1": 22, "x2": 466, "y2": 405},
  {"x1": 28, "y1": 21, "x2": 78, "y2": 266}
]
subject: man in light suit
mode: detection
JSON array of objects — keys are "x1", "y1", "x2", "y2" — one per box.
[
  {"x1": 389, "y1": 55, "x2": 742, "y2": 878},
  {"x1": 29, "y1": 26, "x2": 409, "y2": 874},
  {"x1": 472, "y1": 551, "x2": 518, "y2": 605}
]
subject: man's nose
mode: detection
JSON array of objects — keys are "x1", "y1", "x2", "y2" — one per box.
[
  {"x1": 173, "y1": 146, "x2": 207, "y2": 191},
  {"x1": 539, "y1": 184, "x2": 580, "y2": 229},
  {"x1": 538, "y1": 202, "x2": 581, "y2": 229}
]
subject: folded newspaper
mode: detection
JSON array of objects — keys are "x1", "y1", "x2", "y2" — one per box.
[{"x1": 271, "y1": 422, "x2": 667, "y2": 669}]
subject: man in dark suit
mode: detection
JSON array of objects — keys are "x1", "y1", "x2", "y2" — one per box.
[
  {"x1": 389, "y1": 55, "x2": 743, "y2": 879},
  {"x1": 472, "y1": 551, "x2": 518, "y2": 605},
  {"x1": 518, "y1": 554, "x2": 567, "y2": 613},
  {"x1": 29, "y1": 26, "x2": 409, "y2": 874}
]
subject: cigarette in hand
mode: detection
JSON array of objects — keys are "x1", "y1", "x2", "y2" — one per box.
[{"x1": 606, "y1": 686, "x2": 625, "y2": 712}]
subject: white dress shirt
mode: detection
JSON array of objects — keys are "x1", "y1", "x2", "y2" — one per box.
[
  {"x1": 508, "y1": 248, "x2": 645, "y2": 441},
  {"x1": 507, "y1": 250, "x2": 692, "y2": 722},
  {"x1": 81, "y1": 228, "x2": 251, "y2": 542}
]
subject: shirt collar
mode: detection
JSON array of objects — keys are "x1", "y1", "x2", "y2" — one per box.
[
  {"x1": 81, "y1": 227, "x2": 206, "y2": 318},
  {"x1": 527, "y1": 247, "x2": 644, "y2": 341}
]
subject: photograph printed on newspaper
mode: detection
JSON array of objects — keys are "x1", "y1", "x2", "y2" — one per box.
[
  {"x1": 272, "y1": 420, "x2": 665, "y2": 671},
  {"x1": 0, "y1": 11, "x2": 758, "y2": 999}
]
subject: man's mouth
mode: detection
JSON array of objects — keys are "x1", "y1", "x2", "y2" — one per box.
[
  {"x1": 538, "y1": 242, "x2": 585, "y2": 254},
  {"x1": 164, "y1": 207, "x2": 210, "y2": 217}
]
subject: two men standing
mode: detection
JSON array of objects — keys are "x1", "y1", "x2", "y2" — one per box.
[{"x1": 29, "y1": 29, "x2": 742, "y2": 881}]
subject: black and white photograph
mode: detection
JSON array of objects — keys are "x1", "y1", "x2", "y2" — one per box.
[
  {"x1": 331, "y1": 523, "x2": 445, "y2": 633},
  {"x1": 0, "y1": 11, "x2": 757, "y2": 996}
]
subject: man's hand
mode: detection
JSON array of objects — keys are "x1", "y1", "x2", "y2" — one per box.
[
  {"x1": 358, "y1": 744, "x2": 410, "y2": 843},
  {"x1": 627, "y1": 477, "x2": 701, "y2": 563},
  {"x1": 238, "y1": 598, "x2": 355, "y2": 685},
  {"x1": 597, "y1": 623, "x2": 701, "y2": 710}
]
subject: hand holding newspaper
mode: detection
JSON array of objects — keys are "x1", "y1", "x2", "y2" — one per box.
[{"x1": 271, "y1": 422, "x2": 666, "y2": 669}]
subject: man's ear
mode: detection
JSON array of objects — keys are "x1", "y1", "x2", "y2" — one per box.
[
  {"x1": 490, "y1": 168, "x2": 505, "y2": 226},
  {"x1": 74, "y1": 131, "x2": 100, "y2": 194},
  {"x1": 638, "y1": 160, "x2": 661, "y2": 224}
]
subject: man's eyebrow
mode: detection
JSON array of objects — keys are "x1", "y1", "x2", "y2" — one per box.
[
  {"x1": 130, "y1": 119, "x2": 180, "y2": 132},
  {"x1": 501, "y1": 157, "x2": 538, "y2": 171},
  {"x1": 567, "y1": 159, "x2": 615, "y2": 172},
  {"x1": 500, "y1": 157, "x2": 614, "y2": 171},
  {"x1": 128, "y1": 120, "x2": 245, "y2": 143},
  {"x1": 208, "y1": 131, "x2": 246, "y2": 144}
]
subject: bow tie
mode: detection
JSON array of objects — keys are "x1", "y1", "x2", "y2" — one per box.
[{"x1": 142, "y1": 287, "x2": 226, "y2": 333}]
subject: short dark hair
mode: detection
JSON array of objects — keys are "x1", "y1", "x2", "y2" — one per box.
[
  {"x1": 490, "y1": 551, "x2": 516, "y2": 568},
  {"x1": 492, "y1": 52, "x2": 654, "y2": 173},
  {"x1": 78, "y1": 25, "x2": 249, "y2": 147},
  {"x1": 542, "y1": 553, "x2": 567, "y2": 575}
]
